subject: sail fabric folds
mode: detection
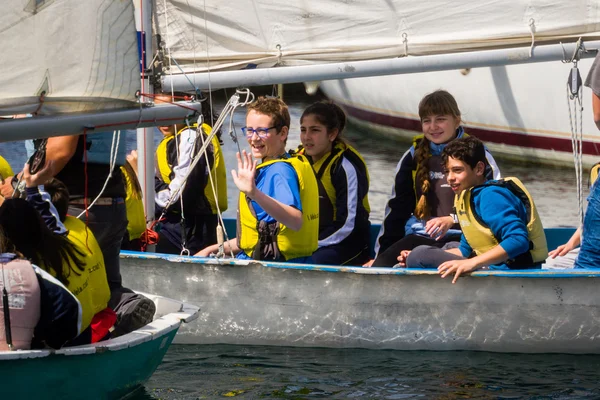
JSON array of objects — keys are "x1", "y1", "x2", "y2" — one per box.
[
  {"x1": 157, "y1": 0, "x2": 600, "y2": 74},
  {"x1": 0, "y1": 0, "x2": 140, "y2": 116}
]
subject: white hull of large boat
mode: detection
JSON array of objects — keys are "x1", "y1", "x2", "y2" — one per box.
[
  {"x1": 319, "y1": 58, "x2": 600, "y2": 167},
  {"x1": 121, "y1": 246, "x2": 600, "y2": 354}
]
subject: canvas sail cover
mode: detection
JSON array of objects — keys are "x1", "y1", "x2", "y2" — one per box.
[
  {"x1": 157, "y1": 0, "x2": 600, "y2": 74},
  {"x1": 0, "y1": 0, "x2": 140, "y2": 116}
]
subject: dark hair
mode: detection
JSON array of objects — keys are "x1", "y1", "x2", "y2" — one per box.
[
  {"x1": 413, "y1": 90, "x2": 462, "y2": 220},
  {"x1": 0, "y1": 198, "x2": 85, "y2": 285},
  {"x1": 441, "y1": 136, "x2": 486, "y2": 169},
  {"x1": 43, "y1": 178, "x2": 70, "y2": 222},
  {"x1": 300, "y1": 101, "x2": 346, "y2": 144}
]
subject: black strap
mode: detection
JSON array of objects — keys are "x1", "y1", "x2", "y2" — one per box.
[{"x1": 315, "y1": 147, "x2": 342, "y2": 181}]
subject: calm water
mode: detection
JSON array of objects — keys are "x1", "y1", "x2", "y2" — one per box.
[
  {"x1": 136, "y1": 345, "x2": 600, "y2": 399},
  {"x1": 0, "y1": 97, "x2": 593, "y2": 399}
]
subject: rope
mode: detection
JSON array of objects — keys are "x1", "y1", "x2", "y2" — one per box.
[
  {"x1": 154, "y1": 90, "x2": 254, "y2": 257},
  {"x1": 76, "y1": 130, "x2": 122, "y2": 218},
  {"x1": 528, "y1": 19, "x2": 536, "y2": 58},
  {"x1": 565, "y1": 54, "x2": 585, "y2": 230},
  {"x1": 276, "y1": 44, "x2": 283, "y2": 65}
]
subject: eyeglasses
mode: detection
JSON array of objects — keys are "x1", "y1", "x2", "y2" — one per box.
[{"x1": 241, "y1": 125, "x2": 279, "y2": 139}]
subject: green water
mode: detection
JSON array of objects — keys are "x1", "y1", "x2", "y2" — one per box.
[{"x1": 135, "y1": 344, "x2": 600, "y2": 399}]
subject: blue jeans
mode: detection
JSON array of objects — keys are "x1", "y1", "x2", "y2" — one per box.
[
  {"x1": 68, "y1": 200, "x2": 128, "y2": 290},
  {"x1": 575, "y1": 182, "x2": 600, "y2": 269}
]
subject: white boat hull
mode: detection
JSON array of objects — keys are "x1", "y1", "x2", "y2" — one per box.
[
  {"x1": 320, "y1": 58, "x2": 600, "y2": 167},
  {"x1": 120, "y1": 228, "x2": 600, "y2": 354}
]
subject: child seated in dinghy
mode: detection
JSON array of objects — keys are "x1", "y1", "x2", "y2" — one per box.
[
  {"x1": 0, "y1": 252, "x2": 82, "y2": 350},
  {"x1": 400, "y1": 136, "x2": 548, "y2": 283},
  {"x1": 544, "y1": 163, "x2": 600, "y2": 269},
  {"x1": 196, "y1": 97, "x2": 319, "y2": 263},
  {"x1": 546, "y1": 55, "x2": 600, "y2": 269},
  {"x1": 0, "y1": 199, "x2": 83, "y2": 349},
  {"x1": 294, "y1": 102, "x2": 371, "y2": 265},
  {"x1": 153, "y1": 91, "x2": 228, "y2": 256},
  {"x1": 5, "y1": 162, "x2": 120, "y2": 343},
  {"x1": 366, "y1": 90, "x2": 501, "y2": 267}
]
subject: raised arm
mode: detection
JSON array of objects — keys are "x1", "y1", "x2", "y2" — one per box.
[{"x1": 232, "y1": 150, "x2": 302, "y2": 231}]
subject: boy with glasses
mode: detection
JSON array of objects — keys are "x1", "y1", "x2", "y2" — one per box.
[{"x1": 197, "y1": 96, "x2": 319, "y2": 262}]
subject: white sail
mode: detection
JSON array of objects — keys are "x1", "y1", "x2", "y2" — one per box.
[
  {"x1": 157, "y1": 0, "x2": 600, "y2": 74},
  {"x1": 0, "y1": 0, "x2": 140, "y2": 116}
]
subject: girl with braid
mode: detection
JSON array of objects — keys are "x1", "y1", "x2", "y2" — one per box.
[{"x1": 367, "y1": 90, "x2": 501, "y2": 267}]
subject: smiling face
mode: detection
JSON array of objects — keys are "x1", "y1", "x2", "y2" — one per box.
[
  {"x1": 421, "y1": 114, "x2": 461, "y2": 144},
  {"x1": 300, "y1": 114, "x2": 337, "y2": 163},
  {"x1": 445, "y1": 156, "x2": 486, "y2": 194},
  {"x1": 246, "y1": 110, "x2": 288, "y2": 161}
]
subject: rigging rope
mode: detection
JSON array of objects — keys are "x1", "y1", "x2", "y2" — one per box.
[
  {"x1": 155, "y1": 90, "x2": 254, "y2": 257},
  {"x1": 563, "y1": 39, "x2": 585, "y2": 230}
]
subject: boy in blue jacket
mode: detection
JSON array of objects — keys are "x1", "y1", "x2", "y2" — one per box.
[{"x1": 401, "y1": 136, "x2": 547, "y2": 283}]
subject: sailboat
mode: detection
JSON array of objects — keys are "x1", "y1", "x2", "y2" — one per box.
[
  {"x1": 157, "y1": 0, "x2": 600, "y2": 167},
  {"x1": 3, "y1": 0, "x2": 600, "y2": 353},
  {"x1": 0, "y1": 1, "x2": 202, "y2": 395}
]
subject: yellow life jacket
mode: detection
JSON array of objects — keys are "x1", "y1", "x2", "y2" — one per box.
[
  {"x1": 156, "y1": 123, "x2": 227, "y2": 214},
  {"x1": 454, "y1": 177, "x2": 548, "y2": 266},
  {"x1": 0, "y1": 155, "x2": 14, "y2": 181},
  {"x1": 63, "y1": 216, "x2": 111, "y2": 332},
  {"x1": 311, "y1": 142, "x2": 371, "y2": 223},
  {"x1": 120, "y1": 166, "x2": 146, "y2": 240},
  {"x1": 237, "y1": 154, "x2": 319, "y2": 261},
  {"x1": 590, "y1": 162, "x2": 600, "y2": 187}
]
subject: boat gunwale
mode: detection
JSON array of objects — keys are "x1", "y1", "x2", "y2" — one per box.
[
  {"x1": 0, "y1": 295, "x2": 199, "y2": 361},
  {"x1": 121, "y1": 250, "x2": 599, "y2": 279}
]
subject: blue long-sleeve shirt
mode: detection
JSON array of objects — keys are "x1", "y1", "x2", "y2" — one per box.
[{"x1": 458, "y1": 184, "x2": 530, "y2": 270}]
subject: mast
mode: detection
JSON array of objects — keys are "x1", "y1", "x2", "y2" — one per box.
[
  {"x1": 163, "y1": 40, "x2": 600, "y2": 91},
  {"x1": 135, "y1": 0, "x2": 156, "y2": 235}
]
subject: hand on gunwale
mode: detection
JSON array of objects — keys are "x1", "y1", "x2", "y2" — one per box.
[{"x1": 438, "y1": 258, "x2": 479, "y2": 284}]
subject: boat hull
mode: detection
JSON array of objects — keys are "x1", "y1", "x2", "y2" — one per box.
[
  {"x1": 0, "y1": 293, "x2": 199, "y2": 399},
  {"x1": 319, "y1": 58, "x2": 600, "y2": 167},
  {"x1": 0, "y1": 328, "x2": 177, "y2": 399},
  {"x1": 120, "y1": 227, "x2": 600, "y2": 354}
]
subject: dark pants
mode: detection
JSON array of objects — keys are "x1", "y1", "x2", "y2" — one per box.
[
  {"x1": 405, "y1": 245, "x2": 466, "y2": 268},
  {"x1": 311, "y1": 243, "x2": 370, "y2": 266},
  {"x1": 373, "y1": 234, "x2": 461, "y2": 267},
  {"x1": 68, "y1": 201, "x2": 127, "y2": 291},
  {"x1": 157, "y1": 214, "x2": 218, "y2": 255}
]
